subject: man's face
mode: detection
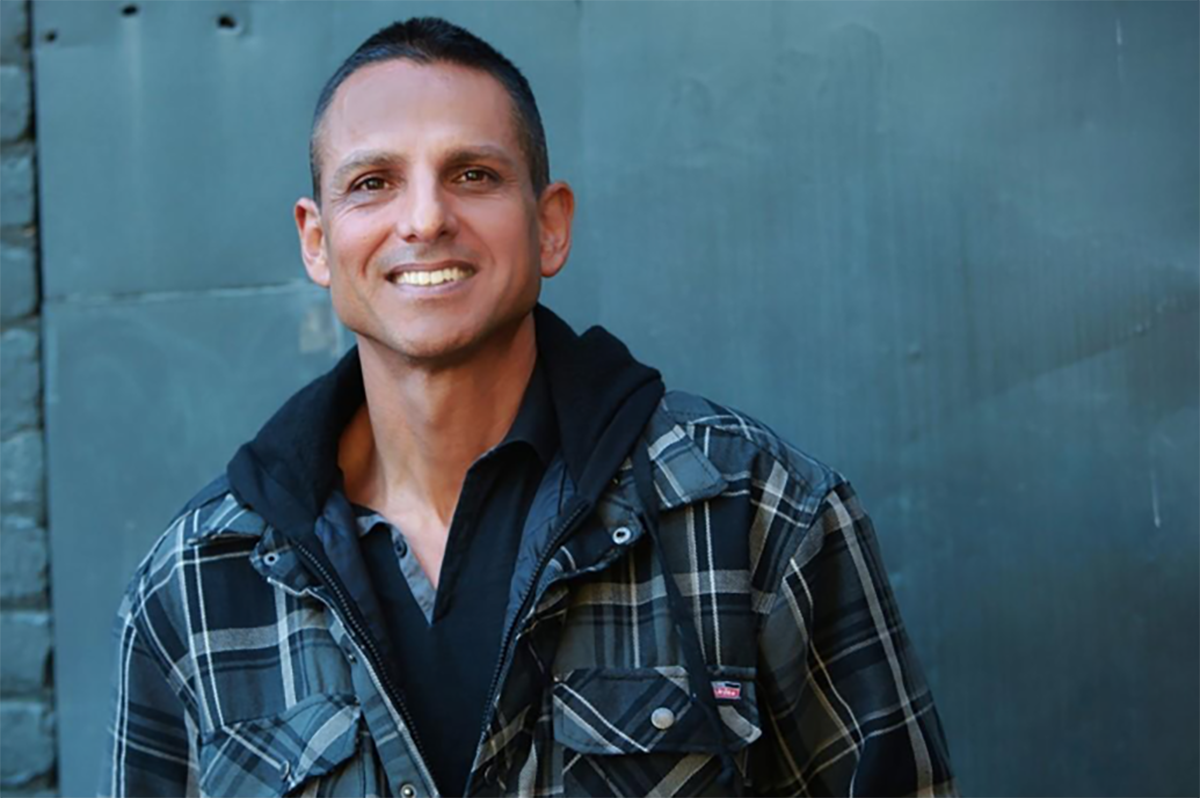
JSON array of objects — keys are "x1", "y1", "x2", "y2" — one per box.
[{"x1": 296, "y1": 60, "x2": 572, "y2": 367}]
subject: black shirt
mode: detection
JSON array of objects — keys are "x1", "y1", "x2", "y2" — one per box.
[{"x1": 348, "y1": 364, "x2": 557, "y2": 797}]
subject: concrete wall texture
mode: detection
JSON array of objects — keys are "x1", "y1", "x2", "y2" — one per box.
[
  {"x1": 0, "y1": 0, "x2": 56, "y2": 795},
  {"x1": 2, "y1": 1, "x2": 1199, "y2": 796}
]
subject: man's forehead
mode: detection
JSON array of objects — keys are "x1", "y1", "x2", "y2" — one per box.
[{"x1": 322, "y1": 59, "x2": 522, "y2": 156}]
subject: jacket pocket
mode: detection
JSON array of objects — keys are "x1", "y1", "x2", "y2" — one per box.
[
  {"x1": 552, "y1": 666, "x2": 760, "y2": 796},
  {"x1": 198, "y1": 693, "x2": 365, "y2": 797}
]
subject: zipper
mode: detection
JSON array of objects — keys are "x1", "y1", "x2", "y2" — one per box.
[
  {"x1": 292, "y1": 541, "x2": 438, "y2": 794},
  {"x1": 468, "y1": 497, "x2": 591, "y2": 790}
]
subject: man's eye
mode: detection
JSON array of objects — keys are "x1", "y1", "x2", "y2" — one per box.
[
  {"x1": 458, "y1": 169, "x2": 493, "y2": 184},
  {"x1": 353, "y1": 176, "x2": 386, "y2": 192}
]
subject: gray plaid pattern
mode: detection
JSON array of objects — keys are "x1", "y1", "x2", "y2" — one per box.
[{"x1": 101, "y1": 391, "x2": 955, "y2": 797}]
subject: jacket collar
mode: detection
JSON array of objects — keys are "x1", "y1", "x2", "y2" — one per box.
[
  {"x1": 183, "y1": 491, "x2": 267, "y2": 545},
  {"x1": 187, "y1": 397, "x2": 726, "y2": 548},
  {"x1": 632, "y1": 397, "x2": 727, "y2": 511}
]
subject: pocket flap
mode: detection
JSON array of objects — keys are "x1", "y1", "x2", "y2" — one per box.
[
  {"x1": 552, "y1": 666, "x2": 761, "y2": 755},
  {"x1": 199, "y1": 693, "x2": 362, "y2": 797}
]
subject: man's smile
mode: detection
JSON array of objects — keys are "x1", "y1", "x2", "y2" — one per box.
[{"x1": 384, "y1": 262, "x2": 476, "y2": 289}]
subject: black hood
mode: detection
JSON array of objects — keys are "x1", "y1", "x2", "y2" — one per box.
[{"x1": 226, "y1": 304, "x2": 664, "y2": 540}]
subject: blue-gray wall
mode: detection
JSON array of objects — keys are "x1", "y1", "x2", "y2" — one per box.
[{"x1": 26, "y1": 1, "x2": 1200, "y2": 795}]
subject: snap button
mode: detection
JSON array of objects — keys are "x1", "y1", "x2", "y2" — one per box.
[
  {"x1": 345, "y1": 649, "x2": 357, "y2": 664},
  {"x1": 611, "y1": 526, "x2": 633, "y2": 545},
  {"x1": 650, "y1": 707, "x2": 676, "y2": 730},
  {"x1": 263, "y1": 552, "x2": 279, "y2": 566},
  {"x1": 400, "y1": 784, "x2": 417, "y2": 798}
]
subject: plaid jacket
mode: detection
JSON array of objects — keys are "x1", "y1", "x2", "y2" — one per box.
[{"x1": 101, "y1": 391, "x2": 955, "y2": 797}]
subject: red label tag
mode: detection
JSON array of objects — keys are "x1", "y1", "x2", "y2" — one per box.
[{"x1": 712, "y1": 681, "x2": 742, "y2": 700}]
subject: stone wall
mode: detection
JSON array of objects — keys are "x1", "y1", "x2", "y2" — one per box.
[{"x1": 0, "y1": 0, "x2": 56, "y2": 794}]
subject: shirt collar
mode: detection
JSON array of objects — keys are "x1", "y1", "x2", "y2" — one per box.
[
  {"x1": 499, "y1": 359, "x2": 558, "y2": 466},
  {"x1": 343, "y1": 360, "x2": 558, "y2": 537}
]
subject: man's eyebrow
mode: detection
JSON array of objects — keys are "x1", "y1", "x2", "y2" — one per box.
[
  {"x1": 330, "y1": 151, "x2": 406, "y2": 190},
  {"x1": 442, "y1": 145, "x2": 520, "y2": 172}
]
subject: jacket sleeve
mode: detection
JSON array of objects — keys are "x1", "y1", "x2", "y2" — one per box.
[
  {"x1": 750, "y1": 481, "x2": 957, "y2": 797},
  {"x1": 99, "y1": 573, "x2": 199, "y2": 797}
]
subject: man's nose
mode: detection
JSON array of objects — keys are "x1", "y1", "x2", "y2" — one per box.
[{"x1": 398, "y1": 176, "x2": 456, "y2": 243}]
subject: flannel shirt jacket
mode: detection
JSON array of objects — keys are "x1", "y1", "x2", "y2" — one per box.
[{"x1": 101, "y1": 391, "x2": 956, "y2": 797}]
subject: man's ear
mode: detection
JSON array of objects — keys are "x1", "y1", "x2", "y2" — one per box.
[
  {"x1": 295, "y1": 197, "x2": 330, "y2": 287},
  {"x1": 537, "y1": 182, "x2": 575, "y2": 279}
]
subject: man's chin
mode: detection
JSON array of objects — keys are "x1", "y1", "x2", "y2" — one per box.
[
  {"x1": 354, "y1": 334, "x2": 465, "y2": 369},
  {"x1": 357, "y1": 322, "x2": 525, "y2": 373}
]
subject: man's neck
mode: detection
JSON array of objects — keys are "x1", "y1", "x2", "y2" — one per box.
[{"x1": 338, "y1": 316, "x2": 538, "y2": 529}]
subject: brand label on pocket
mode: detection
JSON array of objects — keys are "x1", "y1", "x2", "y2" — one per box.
[{"x1": 712, "y1": 681, "x2": 742, "y2": 700}]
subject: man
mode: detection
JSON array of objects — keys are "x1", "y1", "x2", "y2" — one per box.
[{"x1": 102, "y1": 17, "x2": 955, "y2": 798}]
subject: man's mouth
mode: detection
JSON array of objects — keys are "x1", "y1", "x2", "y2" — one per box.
[{"x1": 386, "y1": 265, "x2": 474, "y2": 287}]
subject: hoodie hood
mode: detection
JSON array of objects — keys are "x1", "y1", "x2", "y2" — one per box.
[
  {"x1": 226, "y1": 304, "x2": 664, "y2": 541},
  {"x1": 531, "y1": 305, "x2": 664, "y2": 498}
]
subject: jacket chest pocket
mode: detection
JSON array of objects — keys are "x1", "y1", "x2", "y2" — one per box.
[
  {"x1": 198, "y1": 693, "x2": 380, "y2": 797},
  {"x1": 551, "y1": 666, "x2": 761, "y2": 797}
]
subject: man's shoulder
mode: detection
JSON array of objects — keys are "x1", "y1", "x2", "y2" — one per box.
[
  {"x1": 122, "y1": 474, "x2": 266, "y2": 599},
  {"x1": 648, "y1": 390, "x2": 859, "y2": 603},
  {"x1": 656, "y1": 389, "x2": 845, "y2": 501}
]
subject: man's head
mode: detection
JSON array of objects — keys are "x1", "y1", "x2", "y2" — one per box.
[
  {"x1": 309, "y1": 17, "x2": 550, "y2": 205},
  {"x1": 294, "y1": 18, "x2": 574, "y2": 369}
]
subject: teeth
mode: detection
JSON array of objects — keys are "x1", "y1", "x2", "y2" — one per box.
[{"x1": 392, "y1": 266, "x2": 470, "y2": 286}]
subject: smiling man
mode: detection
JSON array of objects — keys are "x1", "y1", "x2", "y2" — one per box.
[{"x1": 102, "y1": 17, "x2": 955, "y2": 798}]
